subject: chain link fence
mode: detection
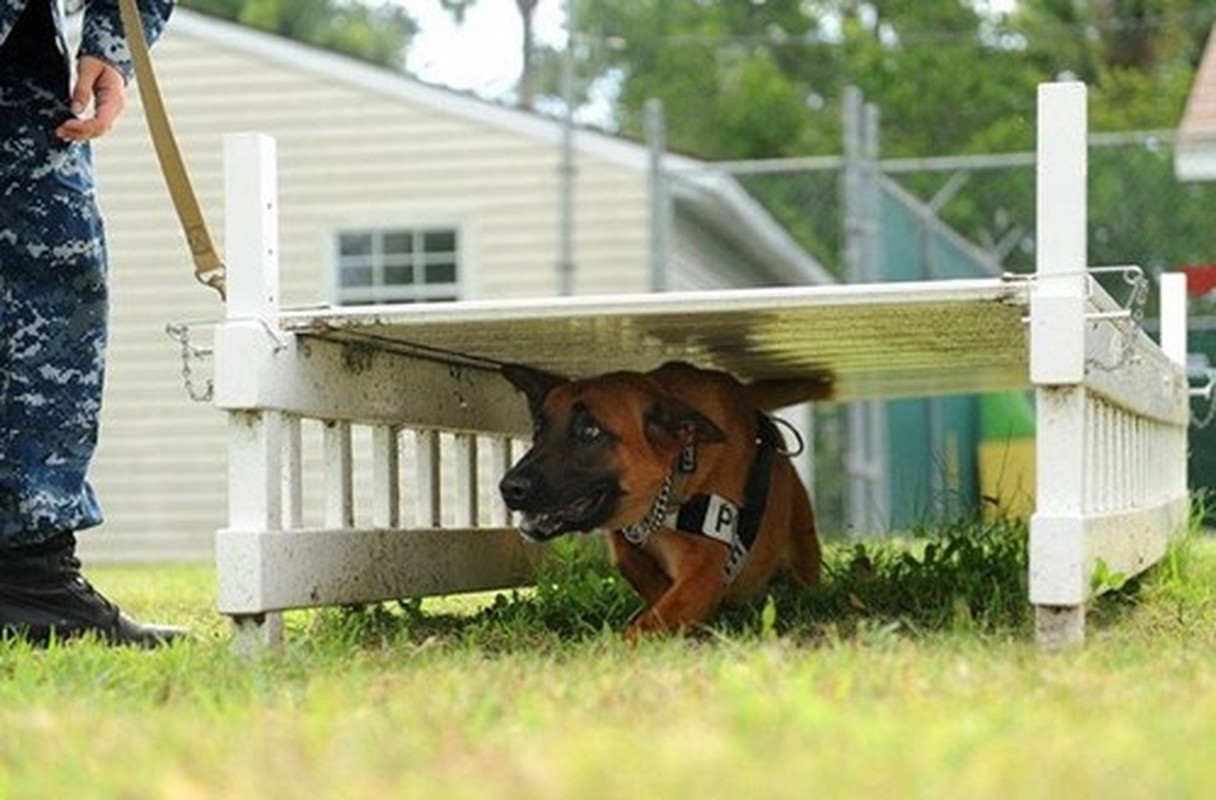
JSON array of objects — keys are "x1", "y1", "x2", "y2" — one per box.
[{"x1": 662, "y1": 127, "x2": 1216, "y2": 535}]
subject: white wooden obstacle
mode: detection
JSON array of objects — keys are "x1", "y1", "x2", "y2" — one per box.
[
  {"x1": 212, "y1": 83, "x2": 1189, "y2": 650},
  {"x1": 1028, "y1": 84, "x2": 1189, "y2": 645}
]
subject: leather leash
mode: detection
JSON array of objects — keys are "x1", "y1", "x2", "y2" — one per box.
[{"x1": 117, "y1": 0, "x2": 226, "y2": 300}]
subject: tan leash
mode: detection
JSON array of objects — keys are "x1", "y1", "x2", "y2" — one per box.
[{"x1": 117, "y1": 0, "x2": 226, "y2": 300}]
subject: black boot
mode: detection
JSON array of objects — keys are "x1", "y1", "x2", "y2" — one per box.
[{"x1": 0, "y1": 533, "x2": 187, "y2": 648}]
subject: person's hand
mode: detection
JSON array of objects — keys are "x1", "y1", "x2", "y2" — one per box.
[{"x1": 55, "y1": 56, "x2": 127, "y2": 141}]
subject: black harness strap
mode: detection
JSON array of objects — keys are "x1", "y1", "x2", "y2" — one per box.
[
  {"x1": 740, "y1": 413, "x2": 781, "y2": 550},
  {"x1": 672, "y1": 413, "x2": 782, "y2": 581}
]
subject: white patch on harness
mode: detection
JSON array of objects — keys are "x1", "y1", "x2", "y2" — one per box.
[
  {"x1": 700, "y1": 495, "x2": 739, "y2": 545},
  {"x1": 666, "y1": 494, "x2": 749, "y2": 582}
]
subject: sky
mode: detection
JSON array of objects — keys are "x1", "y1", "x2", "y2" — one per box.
[{"x1": 404, "y1": 1, "x2": 566, "y2": 101}]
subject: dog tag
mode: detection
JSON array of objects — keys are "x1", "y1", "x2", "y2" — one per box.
[{"x1": 679, "y1": 444, "x2": 697, "y2": 473}]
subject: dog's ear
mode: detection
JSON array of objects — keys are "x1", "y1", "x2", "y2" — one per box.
[
  {"x1": 501, "y1": 363, "x2": 568, "y2": 414},
  {"x1": 645, "y1": 397, "x2": 726, "y2": 450}
]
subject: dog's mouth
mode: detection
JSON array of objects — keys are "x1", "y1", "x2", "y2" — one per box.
[{"x1": 518, "y1": 484, "x2": 619, "y2": 542}]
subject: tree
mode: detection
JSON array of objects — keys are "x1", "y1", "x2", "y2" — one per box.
[
  {"x1": 567, "y1": 1, "x2": 1055, "y2": 158},
  {"x1": 1010, "y1": 0, "x2": 1216, "y2": 131},
  {"x1": 577, "y1": 0, "x2": 834, "y2": 157},
  {"x1": 569, "y1": 1, "x2": 1216, "y2": 159},
  {"x1": 437, "y1": 0, "x2": 546, "y2": 110},
  {"x1": 179, "y1": 0, "x2": 417, "y2": 68}
]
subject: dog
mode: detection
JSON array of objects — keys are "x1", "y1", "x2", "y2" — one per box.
[{"x1": 498, "y1": 361, "x2": 828, "y2": 637}]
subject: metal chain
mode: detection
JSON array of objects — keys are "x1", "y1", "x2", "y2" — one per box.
[
  {"x1": 1190, "y1": 369, "x2": 1216, "y2": 429},
  {"x1": 1192, "y1": 395, "x2": 1216, "y2": 429},
  {"x1": 621, "y1": 471, "x2": 675, "y2": 545},
  {"x1": 1084, "y1": 266, "x2": 1150, "y2": 374},
  {"x1": 1094, "y1": 264, "x2": 1151, "y2": 325},
  {"x1": 164, "y1": 322, "x2": 214, "y2": 403}
]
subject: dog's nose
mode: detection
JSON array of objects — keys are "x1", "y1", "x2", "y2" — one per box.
[{"x1": 499, "y1": 470, "x2": 536, "y2": 508}]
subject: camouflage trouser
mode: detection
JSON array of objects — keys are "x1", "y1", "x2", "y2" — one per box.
[{"x1": 0, "y1": 68, "x2": 108, "y2": 546}]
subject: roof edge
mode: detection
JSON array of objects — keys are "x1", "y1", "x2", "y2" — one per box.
[{"x1": 169, "y1": 9, "x2": 654, "y2": 171}]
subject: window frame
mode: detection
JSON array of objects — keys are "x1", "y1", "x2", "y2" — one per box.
[{"x1": 331, "y1": 223, "x2": 464, "y2": 305}]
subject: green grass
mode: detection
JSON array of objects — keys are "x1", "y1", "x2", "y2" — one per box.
[{"x1": 2, "y1": 521, "x2": 1215, "y2": 799}]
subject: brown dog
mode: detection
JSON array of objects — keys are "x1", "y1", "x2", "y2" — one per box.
[{"x1": 499, "y1": 361, "x2": 827, "y2": 637}]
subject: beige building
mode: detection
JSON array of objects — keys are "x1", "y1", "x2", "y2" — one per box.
[{"x1": 83, "y1": 9, "x2": 831, "y2": 562}]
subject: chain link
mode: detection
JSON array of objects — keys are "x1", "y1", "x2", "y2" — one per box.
[{"x1": 164, "y1": 322, "x2": 214, "y2": 403}]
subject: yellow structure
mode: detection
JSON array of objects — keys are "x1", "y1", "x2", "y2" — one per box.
[{"x1": 978, "y1": 392, "x2": 1036, "y2": 519}]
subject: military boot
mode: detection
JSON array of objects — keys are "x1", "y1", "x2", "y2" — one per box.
[{"x1": 0, "y1": 533, "x2": 187, "y2": 647}]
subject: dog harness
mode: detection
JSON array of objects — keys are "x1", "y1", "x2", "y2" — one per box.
[{"x1": 621, "y1": 413, "x2": 782, "y2": 583}]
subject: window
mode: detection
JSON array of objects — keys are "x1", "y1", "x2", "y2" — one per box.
[{"x1": 334, "y1": 226, "x2": 461, "y2": 305}]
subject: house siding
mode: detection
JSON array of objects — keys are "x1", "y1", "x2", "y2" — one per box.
[
  {"x1": 83, "y1": 17, "x2": 651, "y2": 562},
  {"x1": 669, "y1": 213, "x2": 783, "y2": 291}
]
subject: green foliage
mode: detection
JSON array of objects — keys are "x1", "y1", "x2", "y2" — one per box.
[
  {"x1": 570, "y1": 0, "x2": 1211, "y2": 160},
  {"x1": 578, "y1": 0, "x2": 834, "y2": 157},
  {"x1": 178, "y1": 0, "x2": 417, "y2": 67},
  {"x1": 1091, "y1": 558, "x2": 1132, "y2": 595},
  {"x1": 742, "y1": 517, "x2": 1034, "y2": 640}
]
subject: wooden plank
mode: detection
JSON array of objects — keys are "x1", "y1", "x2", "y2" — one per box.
[
  {"x1": 279, "y1": 279, "x2": 1032, "y2": 402},
  {"x1": 215, "y1": 527, "x2": 545, "y2": 613},
  {"x1": 214, "y1": 330, "x2": 532, "y2": 435}
]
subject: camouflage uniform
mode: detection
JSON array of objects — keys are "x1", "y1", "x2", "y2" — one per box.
[{"x1": 0, "y1": 0, "x2": 174, "y2": 546}]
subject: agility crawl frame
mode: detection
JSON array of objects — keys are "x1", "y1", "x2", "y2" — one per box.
[{"x1": 212, "y1": 82, "x2": 1190, "y2": 651}]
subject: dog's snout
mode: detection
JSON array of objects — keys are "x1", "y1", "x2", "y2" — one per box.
[{"x1": 499, "y1": 469, "x2": 538, "y2": 508}]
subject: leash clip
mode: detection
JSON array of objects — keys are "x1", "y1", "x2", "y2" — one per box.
[{"x1": 678, "y1": 443, "x2": 697, "y2": 473}]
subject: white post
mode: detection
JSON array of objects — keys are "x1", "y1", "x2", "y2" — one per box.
[
  {"x1": 283, "y1": 416, "x2": 303, "y2": 530},
  {"x1": 372, "y1": 426, "x2": 402, "y2": 528},
  {"x1": 224, "y1": 134, "x2": 279, "y2": 320},
  {"x1": 217, "y1": 133, "x2": 284, "y2": 651},
  {"x1": 1030, "y1": 82, "x2": 1088, "y2": 384},
  {"x1": 1160, "y1": 271, "x2": 1191, "y2": 515},
  {"x1": 415, "y1": 430, "x2": 442, "y2": 527},
  {"x1": 323, "y1": 420, "x2": 354, "y2": 529},
  {"x1": 490, "y1": 437, "x2": 515, "y2": 526},
  {"x1": 453, "y1": 434, "x2": 479, "y2": 527},
  {"x1": 1160, "y1": 273, "x2": 1188, "y2": 368},
  {"x1": 1029, "y1": 82, "x2": 1089, "y2": 648}
]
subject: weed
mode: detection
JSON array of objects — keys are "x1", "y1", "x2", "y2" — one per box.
[{"x1": 317, "y1": 516, "x2": 1048, "y2": 647}]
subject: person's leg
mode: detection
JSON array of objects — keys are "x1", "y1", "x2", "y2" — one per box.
[
  {"x1": 0, "y1": 58, "x2": 185, "y2": 647},
  {"x1": 0, "y1": 80, "x2": 108, "y2": 543}
]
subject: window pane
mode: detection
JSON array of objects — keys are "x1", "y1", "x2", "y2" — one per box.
[
  {"x1": 340, "y1": 265, "x2": 373, "y2": 287},
  {"x1": 384, "y1": 265, "x2": 414, "y2": 286},
  {"x1": 425, "y1": 262, "x2": 456, "y2": 285},
  {"x1": 423, "y1": 230, "x2": 456, "y2": 254},
  {"x1": 339, "y1": 234, "x2": 372, "y2": 257},
  {"x1": 383, "y1": 231, "x2": 413, "y2": 255}
]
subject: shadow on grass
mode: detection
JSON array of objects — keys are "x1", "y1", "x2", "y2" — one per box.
[{"x1": 309, "y1": 517, "x2": 1091, "y2": 650}]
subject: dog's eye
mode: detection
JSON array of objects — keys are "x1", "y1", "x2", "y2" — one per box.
[{"x1": 576, "y1": 422, "x2": 604, "y2": 444}]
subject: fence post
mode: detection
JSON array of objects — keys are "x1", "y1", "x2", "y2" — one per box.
[
  {"x1": 1160, "y1": 273, "x2": 1187, "y2": 368},
  {"x1": 646, "y1": 97, "x2": 670, "y2": 292},
  {"x1": 842, "y1": 87, "x2": 888, "y2": 535},
  {"x1": 1028, "y1": 82, "x2": 1090, "y2": 648},
  {"x1": 214, "y1": 132, "x2": 285, "y2": 651}
]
